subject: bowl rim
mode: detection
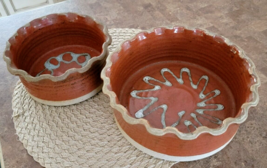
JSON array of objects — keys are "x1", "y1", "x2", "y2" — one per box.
[
  {"x1": 101, "y1": 26, "x2": 261, "y2": 140},
  {"x1": 3, "y1": 12, "x2": 111, "y2": 82}
]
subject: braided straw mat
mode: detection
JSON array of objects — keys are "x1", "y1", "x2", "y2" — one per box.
[{"x1": 12, "y1": 28, "x2": 177, "y2": 168}]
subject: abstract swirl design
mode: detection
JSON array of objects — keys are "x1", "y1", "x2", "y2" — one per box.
[
  {"x1": 36, "y1": 52, "x2": 91, "y2": 76},
  {"x1": 130, "y1": 67, "x2": 224, "y2": 132}
]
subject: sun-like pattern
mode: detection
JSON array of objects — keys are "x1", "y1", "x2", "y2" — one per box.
[{"x1": 130, "y1": 67, "x2": 224, "y2": 132}]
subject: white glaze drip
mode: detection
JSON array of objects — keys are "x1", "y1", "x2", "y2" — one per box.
[
  {"x1": 190, "y1": 113, "x2": 203, "y2": 126},
  {"x1": 162, "y1": 111, "x2": 185, "y2": 128},
  {"x1": 36, "y1": 52, "x2": 91, "y2": 76},
  {"x1": 131, "y1": 67, "x2": 224, "y2": 132},
  {"x1": 184, "y1": 120, "x2": 197, "y2": 133}
]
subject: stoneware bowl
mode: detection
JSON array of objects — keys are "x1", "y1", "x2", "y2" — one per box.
[
  {"x1": 101, "y1": 26, "x2": 260, "y2": 161},
  {"x1": 4, "y1": 13, "x2": 111, "y2": 106}
]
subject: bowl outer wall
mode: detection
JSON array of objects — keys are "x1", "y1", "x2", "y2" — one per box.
[
  {"x1": 4, "y1": 13, "x2": 112, "y2": 105},
  {"x1": 114, "y1": 109, "x2": 239, "y2": 157}
]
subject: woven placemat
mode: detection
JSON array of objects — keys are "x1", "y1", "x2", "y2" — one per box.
[{"x1": 12, "y1": 28, "x2": 176, "y2": 168}]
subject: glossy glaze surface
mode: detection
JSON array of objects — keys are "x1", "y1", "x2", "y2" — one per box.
[
  {"x1": 4, "y1": 13, "x2": 111, "y2": 105},
  {"x1": 121, "y1": 62, "x2": 235, "y2": 133},
  {"x1": 102, "y1": 26, "x2": 260, "y2": 158},
  {"x1": 1, "y1": 0, "x2": 267, "y2": 167},
  {"x1": 110, "y1": 28, "x2": 255, "y2": 132},
  {"x1": 114, "y1": 109, "x2": 239, "y2": 157}
]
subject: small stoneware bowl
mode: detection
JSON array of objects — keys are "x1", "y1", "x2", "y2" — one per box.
[
  {"x1": 101, "y1": 26, "x2": 260, "y2": 161},
  {"x1": 4, "y1": 13, "x2": 111, "y2": 106}
]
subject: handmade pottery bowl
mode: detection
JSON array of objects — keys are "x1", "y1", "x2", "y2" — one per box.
[
  {"x1": 101, "y1": 27, "x2": 260, "y2": 161},
  {"x1": 4, "y1": 13, "x2": 111, "y2": 106}
]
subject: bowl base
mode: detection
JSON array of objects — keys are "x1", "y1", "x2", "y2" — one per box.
[
  {"x1": 28, "y1": 84, "x2": 102, "y2": 106},
  {"x1": 115, "y1": 116, "x2": 237, "y2": 162}
]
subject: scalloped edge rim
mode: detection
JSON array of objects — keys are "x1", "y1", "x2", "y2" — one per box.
[
  {"x1": 101, "y1": 26, "x2": 261, "y2": 140},
  {"x1": 3, "y1": 13, "x2": 112, "y2": 82},
  {"x1": 115, "y1": 116, "x2": 237, "y2": 161}
]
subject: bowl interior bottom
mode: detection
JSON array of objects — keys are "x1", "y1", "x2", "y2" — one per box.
[
  {"x1": 120, "y1": 61, "x2": 236, "y2": 133},
  {"x1": 28, "y1": 45, "x2": 101, "y2": 77}
]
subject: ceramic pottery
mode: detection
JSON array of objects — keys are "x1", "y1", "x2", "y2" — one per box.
[
  {"x1": 101, "y1": 27, "x2": 260, "y2": 161},
  {"x1": 4, "y1": 13, "x2": 111, "y2": 106}
]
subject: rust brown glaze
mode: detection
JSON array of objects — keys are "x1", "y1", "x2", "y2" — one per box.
[
  {"x1": 4, "y1": 13, "x2": 111, "y2": 106},
  {"x1": 120, "y1": 61, "x2": 236, "y2": 132},
  {"x1": 114, "y1": 109, "x2": 239, "y2": 156},
  {"x1": 101, "y1": 27, "x2": 260, "y2": 160},
  {"x1": 20, "y1": 60, "x2": 103, "y2": 101}
]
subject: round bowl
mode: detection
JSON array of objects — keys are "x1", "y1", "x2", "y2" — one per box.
[
  {"x1": 101, "y1": 26, "x2": 260, "y2": 161},
  {"x1": 4, "y1": 13, "x2": 111, "y2": 106}
]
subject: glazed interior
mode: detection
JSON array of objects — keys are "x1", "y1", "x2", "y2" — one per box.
[
  {"x1": 108, "y1": 27, "x2": 255, "y2": 132},
  {"x1": 6, "y1": 13, "x2": 106, "y2": 77}
]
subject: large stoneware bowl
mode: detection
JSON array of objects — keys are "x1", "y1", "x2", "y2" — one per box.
[
  {"x1": 4, "y1": 13, "x2": 111, "y2": 106},
  {"x1": 101, "y1": 26, "x2": 260, "y2": 161}
]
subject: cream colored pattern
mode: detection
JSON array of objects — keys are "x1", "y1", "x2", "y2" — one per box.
[
  {"x1": 101, "y1": 26, "x2": 261, "y2": 140},
  {"x1": 12, "y1": 28, "x2": 176, "y2": 168}
]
